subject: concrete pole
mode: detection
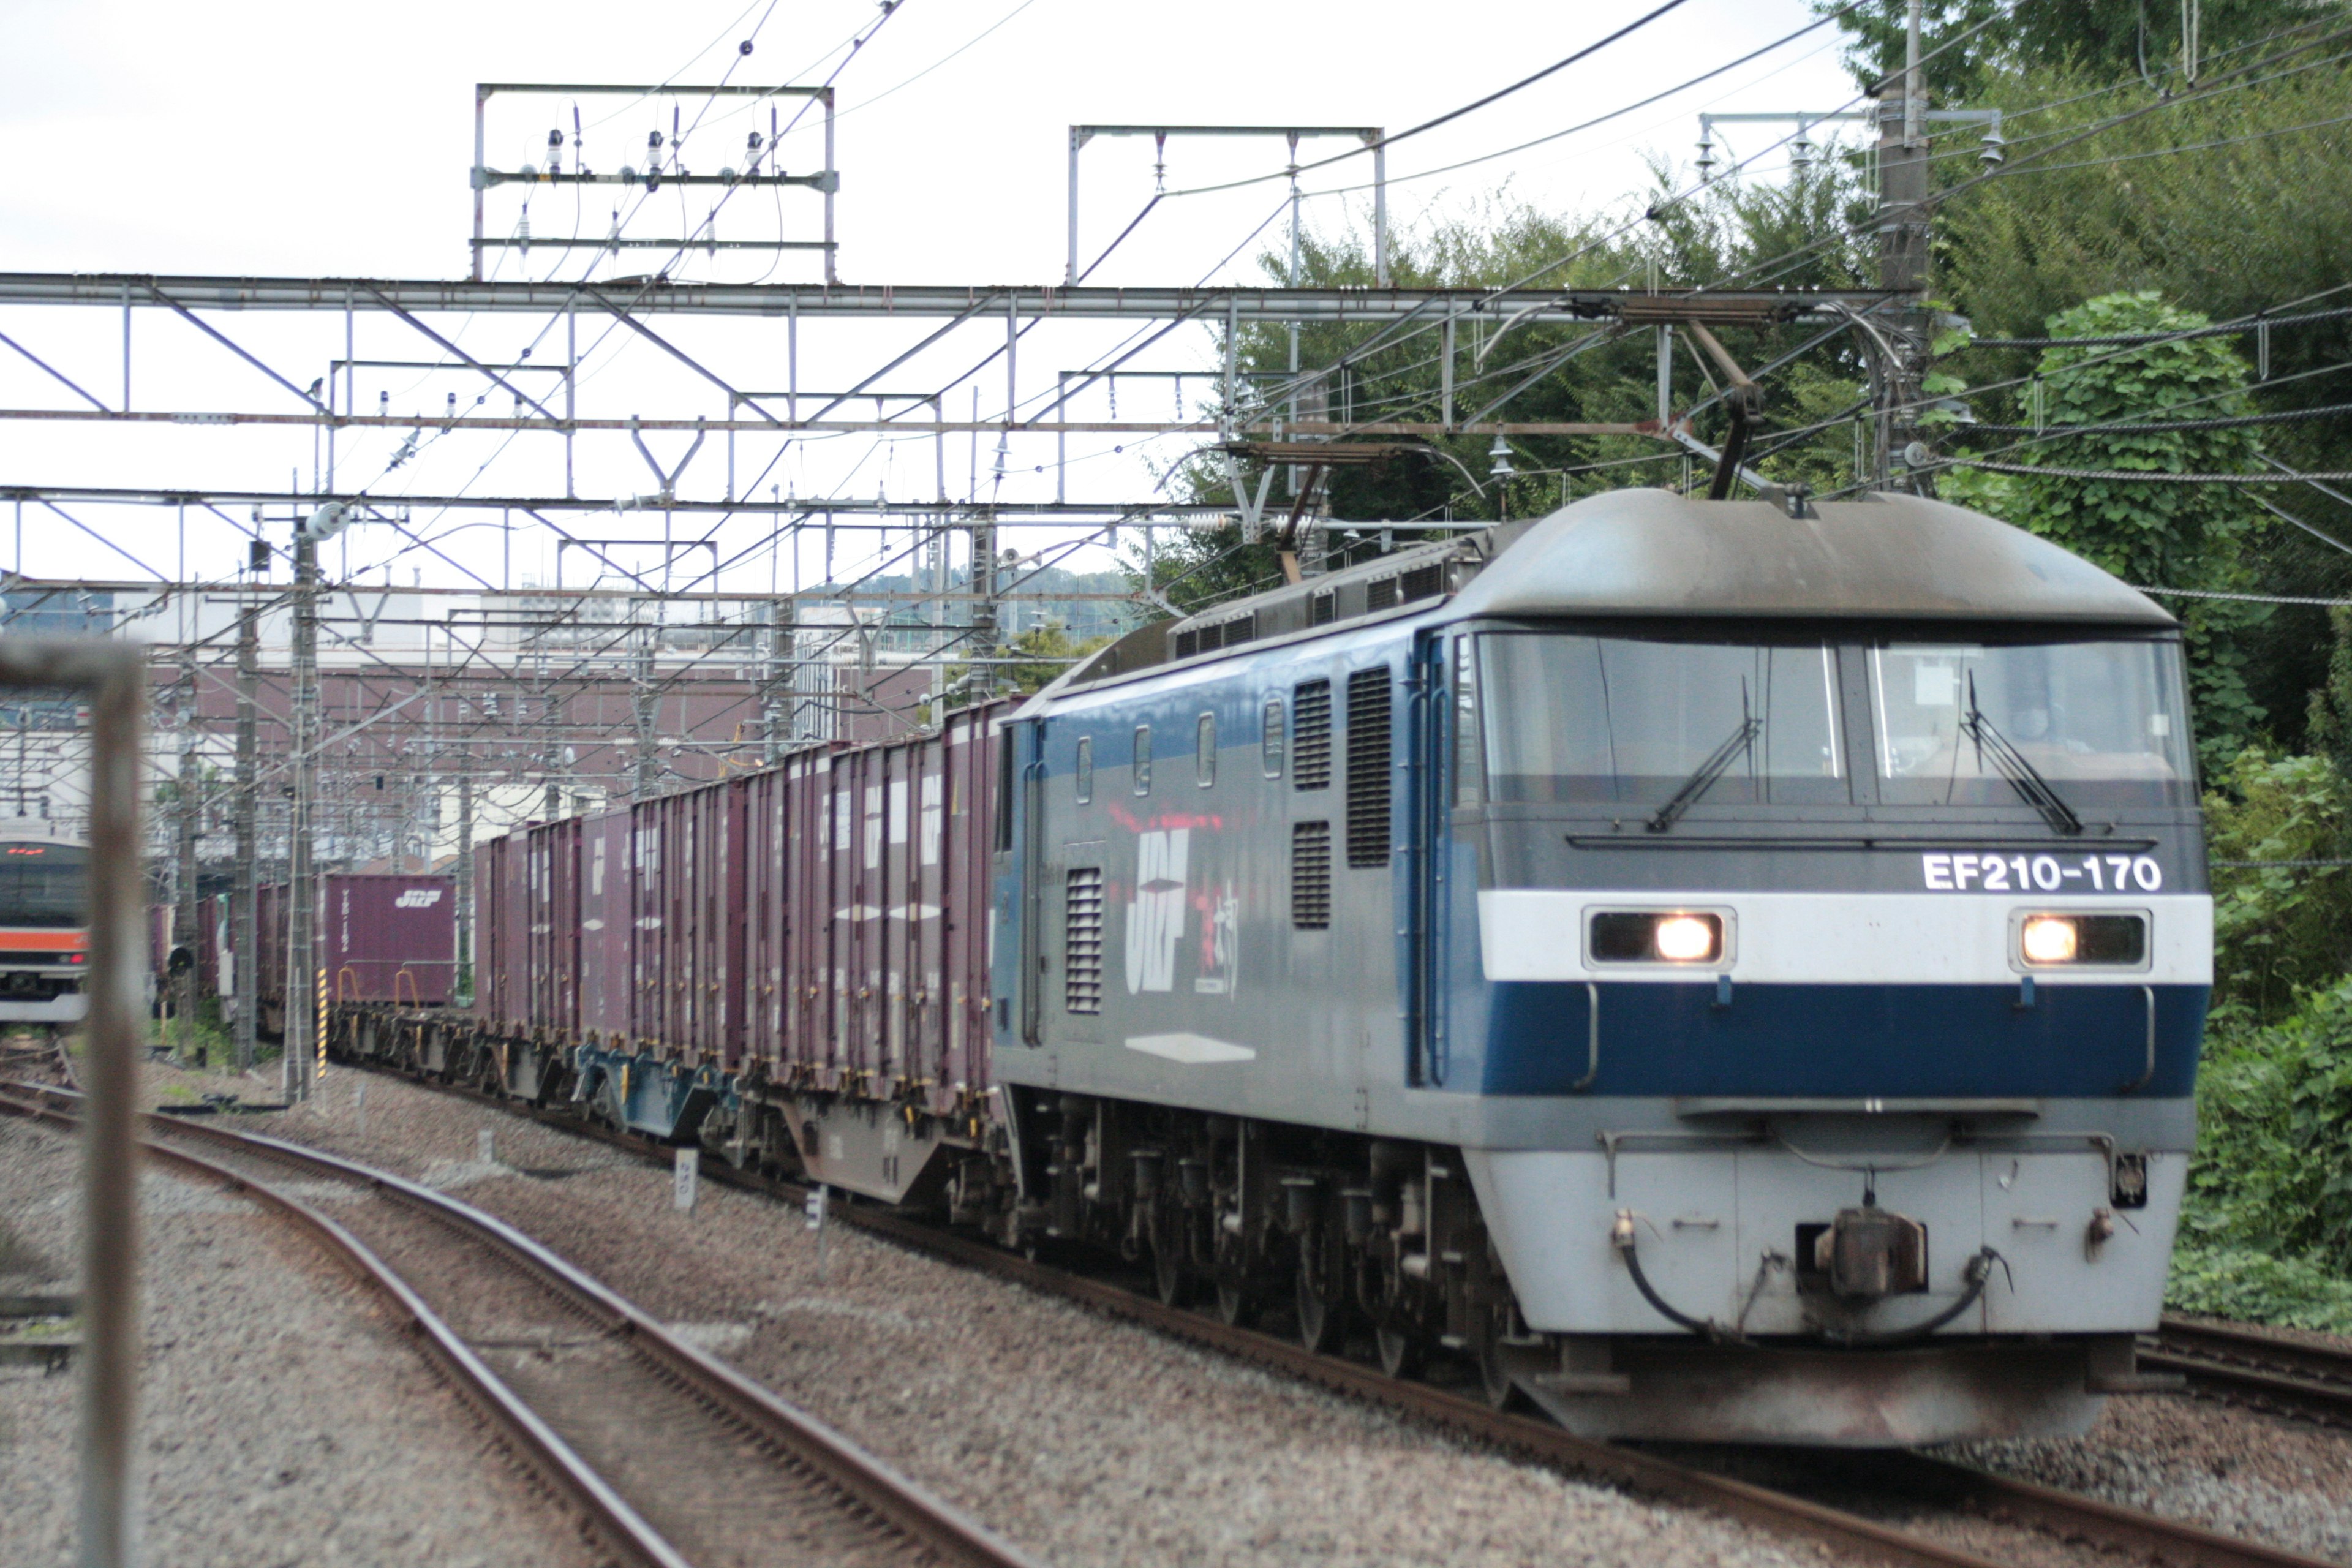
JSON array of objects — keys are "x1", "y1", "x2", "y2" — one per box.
[
  {"x1": 454, "y1": 772, "x2": 473, "y2": 1005},
  {"x1": 764, "y1": 598, "x2": 794, "y2": 762},
  {"x1": 1876, "y1": 0, "x2": 1934, "y2": 493},
  {"x1": 285, "y1": 531, "x2": 317, "y2": 1103},
  {"x1": 232, "y1": 604, "x2": 258, "y2": 1073},
  {"x1": 632, "y1": 631, "x2": 659, "y2": 801},
  {"x1": 970, "y1": 519, "x2": 998, "y2": 698},
  {"x1": 173, "y1": 650, "x2": 199, "y2": 1064}
]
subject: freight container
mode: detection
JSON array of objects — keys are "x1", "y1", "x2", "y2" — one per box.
[
  {"x1": 578, "y1": 809, "x2": 633, "y2": 1044},
  {"x1": 525, "y1": 818, "x2": 580, "y2": 1039},
  {"x1": 635, "y1": 777, "x2": 748, "y2": 1065},
  {"x1": 255, "y1": 881, "x2": 287, "y2": 1027},
  {"x1": 473, "y1": 834, "x2": 518, "y2": 1033},
  {"x1": 322, "y1": 873, "x2": 458, "y2": 1005},
  {"x1": 763, "y1": 699, "x2": 1005, "y2": 1117}
]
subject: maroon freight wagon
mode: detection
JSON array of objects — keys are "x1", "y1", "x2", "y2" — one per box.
[
  {"x1": 323, "y1": 873, "x2": 458, "y2": 1006},
  {"x1": 463, "y1": 698, "x2": 1008, "y2": 1201}
]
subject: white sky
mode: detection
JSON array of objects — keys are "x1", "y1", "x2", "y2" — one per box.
[{"x1": 0, "y1": 0, "x2": 1865, "y2": 598}]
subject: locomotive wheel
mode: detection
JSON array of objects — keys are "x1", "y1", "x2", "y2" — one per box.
[
  {"x1": 1374, "y1": 1321, "x2": 1422, "y2": 1381},
  {"x1": 1474, "y1": 1305, "x2": 1521, "y2": 1411},
  {"x1": 1214, "y1": 1276, "x2": 1249, "y2": 1328},
  {"x1": 1152, "y1": 1236, "x2": 1190, "y2": 1308},
  {"x1": 1295, "y1": 1261, "x2": 1340, "y2": 1355}
]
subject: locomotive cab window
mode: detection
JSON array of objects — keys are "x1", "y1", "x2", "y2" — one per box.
[
  {"x1": 1870, "y1": 638, "x2": 2193, "y2": 807},
  {"x1": 1477, "y1": 633, "x2": 1845, "y2": 806},
  {"x1": 1196, "y1": 714, "x2": 1216, "y2": 787},
  {"x1": 1133, "y1": 726, "x2": 1152, "y2": 794},
  {"x1": 1074, "y1": 736, "x2": 1093, "y2": 804},
  {"x1": 1453, "y1": 635, "x2": 1483, "y2": 807}
]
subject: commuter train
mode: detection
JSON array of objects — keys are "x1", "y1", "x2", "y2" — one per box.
[
  {"x1": 0, "y1": 821, "x2": 91, "y2": 1035},
  {"x1": 330, "y1": 488, "x2": 2209, "y2": 1446}
]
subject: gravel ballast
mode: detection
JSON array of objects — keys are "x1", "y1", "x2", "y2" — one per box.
[
  {"x1": 246, "y1": 1069, "x2": 1825, "y2": 1568},
  {"x1": 0, "y1": 1110, "x2": 603, "y2": 1568}
]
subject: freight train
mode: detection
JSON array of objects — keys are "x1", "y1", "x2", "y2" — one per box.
[{"x1": 327, "y1": 488, "x2": 2211, "y2": 1446}]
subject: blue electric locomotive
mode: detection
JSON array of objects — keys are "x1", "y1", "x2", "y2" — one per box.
[{"x1": 989, "y1": 486, "x2": 2206, "y2": 1444}]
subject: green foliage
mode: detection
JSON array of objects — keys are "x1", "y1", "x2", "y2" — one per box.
[
  {"x1": 1820, "y1": 0, "x2": 2334, "y2": 106},
  {"x1": 2309, "y1": 607, "x2": 2352, "y2": 782},
  {"x1": 2172, "y1": 978, "x2": 2352, "y2": 1329},
  {"x1": 1166, "y1": 176, "x2": 1875, "y2": 595},
  {"x1": 2204, "y1": 748, "x2": 2352, "y2": 1020},
  {"x1": 1940, "y1": 290, "x2": 2269, "y2": 765},
  {"x1": 942, "y1": 621, "x2": 1114, "y2": 700},
  {"x1": 1929, "y1": 43, "x2": 2352, "y2": 743}
]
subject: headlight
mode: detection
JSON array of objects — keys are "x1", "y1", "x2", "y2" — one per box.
[
  {"x1": 2020, "y1": 915, "x2": 2077, "y2": 964},
  {"x1": 2016, "y1": 912, "x2": 2147, "y2": 968},
  {"x1": 1590, "y1": 910, "x2": 1725, "y2": 965}
]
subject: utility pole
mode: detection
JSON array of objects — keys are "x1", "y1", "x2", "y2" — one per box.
[
  {"x1": 763, "y1": 598, "x2": 794, "y2": 761},
  {"x1": 232, "y1": 602, "x2": 258, "y2": 1073},
  {"x1": 283, "y1": 501, "x2": 347, "y2": 1101},
  {"x1": 970, "y1": 519, "x2": 998, "y2": 699},
  {"x1": 454, "y1": 771, "x2": 473, "y2": 1004},
  {"x1": 1876, "y1": 0, "x2": 1935, "y2": 492},
  {"x1": 173, "y1": 649, "x2": 200, "y2": 1065},
  {"x1": 632, "y1": 625, "x2": 660, "y2": 800}
]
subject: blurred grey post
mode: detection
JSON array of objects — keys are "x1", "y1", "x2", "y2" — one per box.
[
  {"x1": 0, "y1": 636, "x2": 146, "y2": 1568},
  {"x1": 231, "y1": 603, "x2": 257, "y2": 1073}
]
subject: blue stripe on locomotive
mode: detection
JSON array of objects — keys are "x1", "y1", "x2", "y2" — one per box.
[{"x1": 1452, "y1": 978, "x2": 2205, "y2": 1098}]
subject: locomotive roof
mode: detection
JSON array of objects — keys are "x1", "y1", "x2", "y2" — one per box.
[
  {"x1": 1452, "y1": 488, "x2": 2178, "y2": 626},
  {"x1": 1055, "y1": 488, "x2": 2173, "y2": 694}
]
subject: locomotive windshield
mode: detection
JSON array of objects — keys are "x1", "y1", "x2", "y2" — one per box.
[
  {"x1": 1870, "y1": 639, "x2": 2192, "y2": 807},
  {"x1": 1468, "y1": 631, "x2": 2193, "y2": 810},
  {"x1": 0, "y1": 841, "x2": 88, "y2": 927},
  {"x1": 1475, "y1": 633, "x2": 1844, "y2": 805}
]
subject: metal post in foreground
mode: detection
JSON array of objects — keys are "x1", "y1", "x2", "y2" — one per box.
[
  {"x1": 230, "y1": 603, "x2": 258, "y2": 1074},
  {"x1": 0, "y1": 637, "x2": 147, "y2": 1568},
  {"x1": 284, "y1": 526, "x2": 318, "y2": 1102}
]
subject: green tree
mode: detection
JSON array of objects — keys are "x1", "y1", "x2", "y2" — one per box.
[
  {"x1": 1942, "y1": 290, "x2": 2269, "y2": 765},
  {"x1": 1819, "y1": 0, "x2": 2332, "y2": 106},
  {"x1": 2203, "y1": 747, "x2": 2352, "y2": 1020}
]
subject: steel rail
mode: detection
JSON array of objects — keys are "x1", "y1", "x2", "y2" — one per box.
[
  {"x1": 2146, "y1": 1316, "x2": 2352, "y2": 1426},
  {"x1": 0, "y1": 1082, "x2": 1043, "y2": 1568},
  {"x1": 0, "y1": 1085, "x2": 690, "y2": 1568},
  {"x1": 301, "y1": 1057, "x2": 2341, "y2": 1568}
]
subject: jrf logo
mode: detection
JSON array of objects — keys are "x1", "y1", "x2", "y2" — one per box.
[
  {"x1": 1124, "y1": 829, "x2": 1189, "y2": 994},
  {"x1": 393, "y1": 888, "x2": 444, "y2": 909}
]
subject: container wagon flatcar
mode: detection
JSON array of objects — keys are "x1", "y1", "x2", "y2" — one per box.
[{"x1": 344, "y1": 488, "x2": 2211, "y2": 1447}]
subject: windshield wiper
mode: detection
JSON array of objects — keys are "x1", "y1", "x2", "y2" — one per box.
[
  {"x1": 1648, "y1": 697, "x2": 1763, "y2": 833},
  {"x1": 1961, "y1": 676, "x2": 2083, "y2": 837}
]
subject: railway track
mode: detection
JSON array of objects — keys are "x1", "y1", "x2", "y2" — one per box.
[
  {"x1": 0, "y1": 1080, "x2": 1039, "y2": 1568},
  {"x1": 2147, "y1": 1316, "x2": 2352, "y2": 1427},
  {"x1": 237, "y1": 1062, "x2": 2347, "y2": 1568}
]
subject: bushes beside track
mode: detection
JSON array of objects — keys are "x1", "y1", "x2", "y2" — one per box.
[
  {"x1": 2171, "y1": 738, "x2": 2352, "y2": 1329},
  {"x1": 2173, "y1": 977, "x2": 2352, "y2": 1330}
]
